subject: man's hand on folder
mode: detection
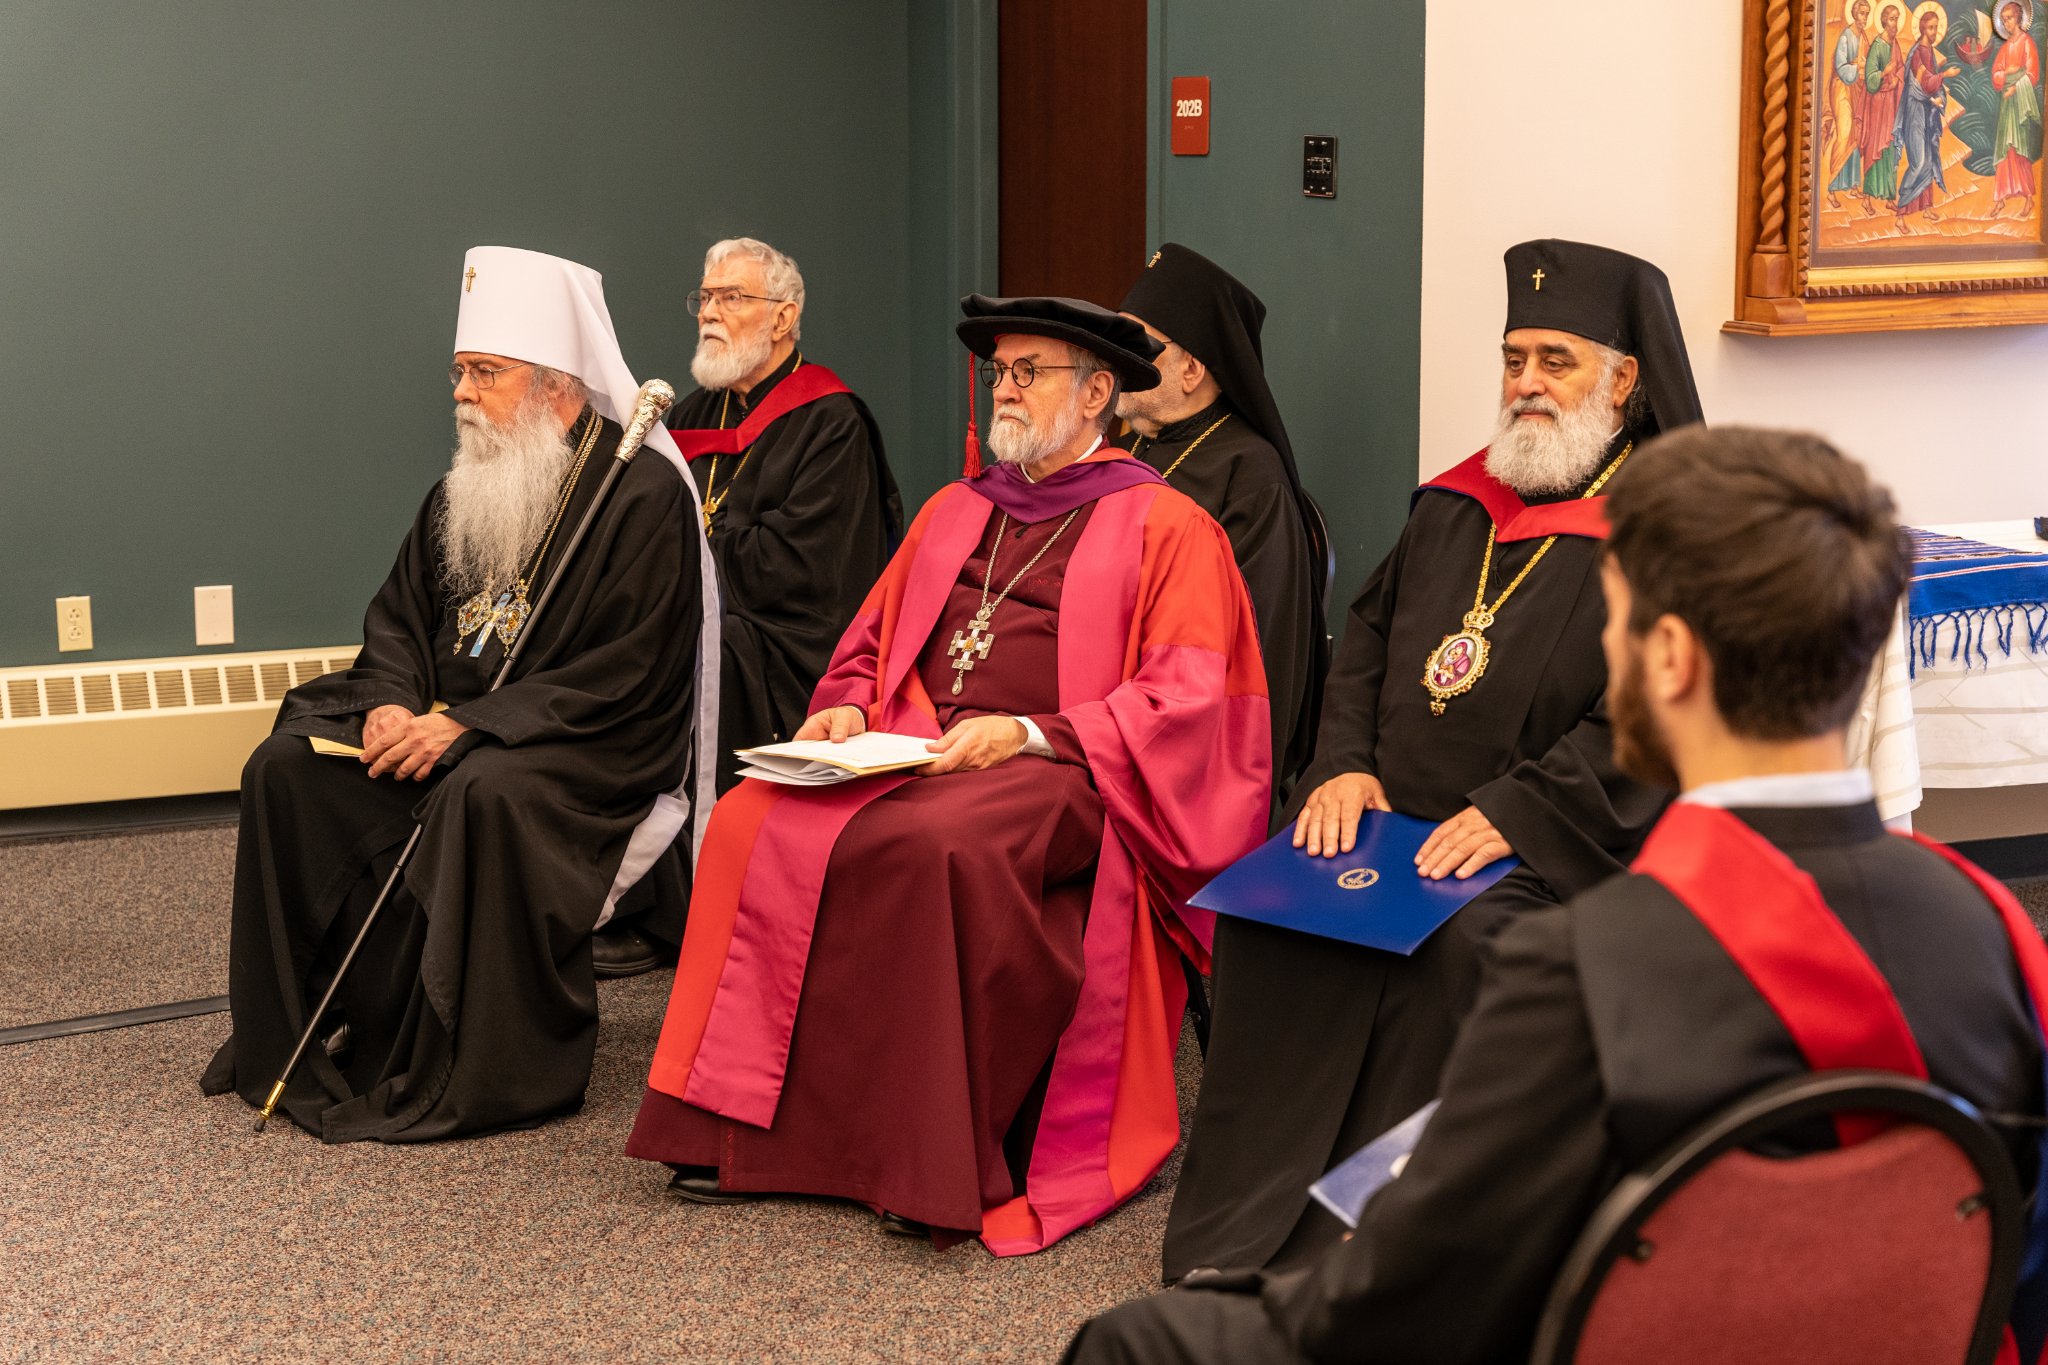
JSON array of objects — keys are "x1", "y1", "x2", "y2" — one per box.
[
  {"x1": 1292, "y1": 772, "x2": 1391, "y2": 857},
  {"x1": 1415, "y1": 805, "x2": 1512, "y2": 881}
]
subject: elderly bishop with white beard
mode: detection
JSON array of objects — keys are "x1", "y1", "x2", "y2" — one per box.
[
  {"x1": 202, "y1": 248, "x2": 718, "y2": 1143},
  {"x1": 1164, "y1": 240, "x2": 1703, "y2": 1282}
]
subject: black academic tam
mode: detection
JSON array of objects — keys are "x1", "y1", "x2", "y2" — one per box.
[{"x1": 957, "y1": 293, "x2": 1163, "y2": 392}]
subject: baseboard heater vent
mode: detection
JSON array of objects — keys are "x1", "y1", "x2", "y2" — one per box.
[{"x1": 0, "y1": 647, "x2": 358, "y2": 810}]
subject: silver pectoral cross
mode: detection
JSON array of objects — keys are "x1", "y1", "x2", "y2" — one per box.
[{"x1": 948, "y1": 613, "x2": 994, "y2": 694}]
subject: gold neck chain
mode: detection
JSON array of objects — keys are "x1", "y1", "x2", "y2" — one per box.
[
  {"x1": 1420, "y1": 440, "x2": 1634, "y2": 715},
  {"x1": 519, "y1": 409, "x2": 603, "y2": 589},
  {"x1": 1132, "y1": 411, "x2": 1231, "y2": 481},
  {"x1": 702, "y1": 353, "x2": 801, "y2": 535},
  {"x1": 1466, "y1": 441, "x2": 1634, "y2": 629}
]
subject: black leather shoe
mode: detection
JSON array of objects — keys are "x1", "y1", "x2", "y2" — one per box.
[
  {"x1": 665, "y1": 1165, "x2": 755, "y2": 1205},
  {"x1": 321, "y1": 1021, "x2": 353, "y2": 1071},
  {"x1": 878, "y1": 1210, "x2": 930, "y2": 1238},
  {"x1": 592, "y1": 922, "x2": 660, "y2": 978}
]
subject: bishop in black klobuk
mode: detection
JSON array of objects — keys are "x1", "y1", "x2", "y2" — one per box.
[
  {"x1": 1117, "y1": 243, "x2": 1329, "y2": 791},
  {"x1": 203, "y1": 247, "x2": 717, "y2": 1141},
  {"x1": 1165, "y1": 240, "x2": 1702, "y2": 1281}
]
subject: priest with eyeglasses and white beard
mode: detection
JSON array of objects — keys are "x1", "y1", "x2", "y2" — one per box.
[
  {"x1": 1164, "y1": 240, "x2": 1702, "y2": 1284},
  {"x1": 665, "y1": 237, "x2": 901, "y2": 795},
  {"x1": 202, "y1": 247, "x2": 718, "y2": 1143}
]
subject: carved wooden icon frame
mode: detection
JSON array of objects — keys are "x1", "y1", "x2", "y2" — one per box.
[{"x1": 1730, "y1": 0, "x2": 2048, "y2": 334}]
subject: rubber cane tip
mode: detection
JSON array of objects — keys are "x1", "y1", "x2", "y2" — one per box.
[{"x1": 253, "y1": 1116, "x2": 268, "y2": 1133}]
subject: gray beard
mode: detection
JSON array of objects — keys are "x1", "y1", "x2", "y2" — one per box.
[
  {"x1": 1484, "y1": 367, "x2": 1623, "y2": 496},
  {"x1": 437, "y1": 394, "x2": 577, "y2": 604},
  {"x1": 988, "y1": 386, "x2": 1088, "y2": 469},
  {"x1": 690, "y1": 326, "x2": 773, "y2": 392}
]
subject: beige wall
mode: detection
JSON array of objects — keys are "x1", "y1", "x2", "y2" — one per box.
[{"x1": 1420, "y1": 0, "x2": 2048, "y2": 524}]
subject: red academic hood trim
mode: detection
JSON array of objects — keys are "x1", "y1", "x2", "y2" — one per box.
[
  {"x1": 669, "y1": 364, "x2": 853, "y2": 462},
  {"x1": 1420, "y1": 450, "x2": 1612, "y2": 542},
  {"x1": 1633, "y1": 803, "x2": 1927, "y2": 1146}
]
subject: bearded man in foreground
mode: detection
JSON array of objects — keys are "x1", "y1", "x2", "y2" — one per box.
[
  {"x1": 626, "y1": 295, "x2": 1270, "y2": 1253},
  {"x1": 1164, "y1": 240, "x2": 1703, "y2": 1281},
  {"x1": 202, "y1": 247, "x2": 717, "y2": 1142}
]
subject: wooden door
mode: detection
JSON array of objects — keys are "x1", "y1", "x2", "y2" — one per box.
[{"x1": 997, "y1": 0, "x2": 1148, "y2": 305}]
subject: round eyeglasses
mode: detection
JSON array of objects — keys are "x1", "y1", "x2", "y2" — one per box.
[
  {"x1": 977, "y1": 358, "x2": 1079, "y2": 389},
  {"x1": 449, "y1": 361, "x2": 533, "y2": 390}
]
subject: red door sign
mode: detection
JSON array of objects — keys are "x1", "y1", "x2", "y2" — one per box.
[{"x1": 1170, "y1": 77, "x2": 1210, "y2": 156}]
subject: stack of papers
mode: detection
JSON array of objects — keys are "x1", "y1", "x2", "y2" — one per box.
[{"x1": 734, "y1": 731, "x2": 938, "y2": 786}]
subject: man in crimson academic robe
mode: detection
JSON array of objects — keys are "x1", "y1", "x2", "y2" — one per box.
[
  {"x1": 626, "y1": 295, "x2": 1271, "y2": 1252},
  {"x1": 1067, "y1": 425, "x2": 2048, "y2": 1365},
  {"x1": 666, "y1": 237, "x2": 902, "y2": 793},
  {"x1": 202, "y1": 247, "x2": 720, "y2": 1141},
  {"x1": 1165, "y1": 240, "x2": 1697, "y2": 1282},
  {"x1": 1116, "y1": 243, "x2": 1328, "y2": 793}
]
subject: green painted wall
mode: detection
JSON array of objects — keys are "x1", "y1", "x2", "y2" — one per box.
[
  {"x1": 902, "y1": 0, "x2": 999, "y2": 503},
  {"x1": 0, "y1": 0, "x2": 1423, "y2": 670},
  {"x1": 1149, "y1": 0, "x2": 1425, "y2": 615},
  {"x1": 0, "y1": 0, "x2": 913, "y2": 667}
]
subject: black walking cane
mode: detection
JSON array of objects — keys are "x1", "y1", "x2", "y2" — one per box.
[{"x1": 254, "y1": 379, "x2": 676, "y2": 1132}]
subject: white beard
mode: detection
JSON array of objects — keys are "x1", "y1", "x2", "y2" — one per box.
[
  {"x1": 988, "y1": 383, "x2": 1088, "y2": 469},
  {"x1": 1484, "y1": 366, "x2": 1623, "y2": 496},
  {"x1": 690, "y1": 324, "x2": 773, "y2": 392},
  {"x1": 438, "y1": 392, "x2": 577, "y2": 603}
]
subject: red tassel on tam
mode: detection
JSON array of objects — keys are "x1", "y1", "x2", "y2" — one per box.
[{"x1": 962, "y1": 351, "x2": 983, "y2": 478}]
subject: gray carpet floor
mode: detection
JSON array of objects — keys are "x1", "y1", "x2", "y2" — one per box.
[
  {"x1": 0, "y1": 825, "x2": 1193, "y2": 1363},
  {"x1": 9, "y1": 826, "x2": 2048, "y2": 1364}
]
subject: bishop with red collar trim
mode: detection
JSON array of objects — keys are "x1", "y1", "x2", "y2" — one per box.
[{"x1": 1165, "y1": 240, "x2": 1703, "y2": 1284}]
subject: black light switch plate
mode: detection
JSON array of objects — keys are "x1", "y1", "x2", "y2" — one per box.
[{"x1": 1303, "y1": 136, "x2": 1336, "y2": 198}]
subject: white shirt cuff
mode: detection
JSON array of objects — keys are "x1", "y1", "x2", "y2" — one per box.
[{"x1": 1016, "y1": 715, "x2": 1053, "y2": 758}]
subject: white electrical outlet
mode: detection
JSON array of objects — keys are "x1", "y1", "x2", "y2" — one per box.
[
  {"x1": 56, "y1": 596, "x2": 93, "y2": 652},
  {"x1": 194, "y1": 585, "x2": 235, "y2": 646}
]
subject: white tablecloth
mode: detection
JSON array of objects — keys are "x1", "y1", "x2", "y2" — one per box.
[
  {"x1": 1851, "y1": 608, "x2": 1923, "y2": 821},
  {"x1": 1898, "y1": 521, "x2": 2048, "y2": 793}
]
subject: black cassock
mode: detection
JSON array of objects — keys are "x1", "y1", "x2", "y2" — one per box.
[
  {"x1": 1133, "y1": 399, "x2": 1321, "y2": 792},
  {"x1": 669, "y1": 350, "x2": 901, "y2": 789},
  {"x1": 1165, "y1": 441, "x2": 1667, "y2": 1280},
  {"x1": 201, "y1": 411, "x2": 703, "y2": 1142},
  {"x1": 1069, "y1": 802, "x2": 2046, "y2": 1364}
]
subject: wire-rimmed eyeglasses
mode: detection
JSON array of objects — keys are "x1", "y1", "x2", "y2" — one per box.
[
  {"x1": 448, "y1": 361, "x2": 533, "y2": 390},
  {"x1": 688, "y1": 287, "x2": 789, "y2": 315}
]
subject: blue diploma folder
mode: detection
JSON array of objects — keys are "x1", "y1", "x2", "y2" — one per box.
[
  {"x1": 1188, "y1": 812, "x2": 1520, "y2": 955},
  {"x1": 1309, "y1": 1100, "x2": 1440, "y2": 1229}
]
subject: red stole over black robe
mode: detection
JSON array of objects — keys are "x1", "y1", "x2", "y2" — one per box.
[{"x1": 1635, "y1": 803, "x2": 2048, "y2": 1364}]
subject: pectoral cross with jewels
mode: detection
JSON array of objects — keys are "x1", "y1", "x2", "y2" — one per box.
[
  {"x1": 469, "y1": 589, "x2": 514, "y2": 656},
  {"x1": 947, "y1": 611, "x2": 995, "y2": 694}
]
